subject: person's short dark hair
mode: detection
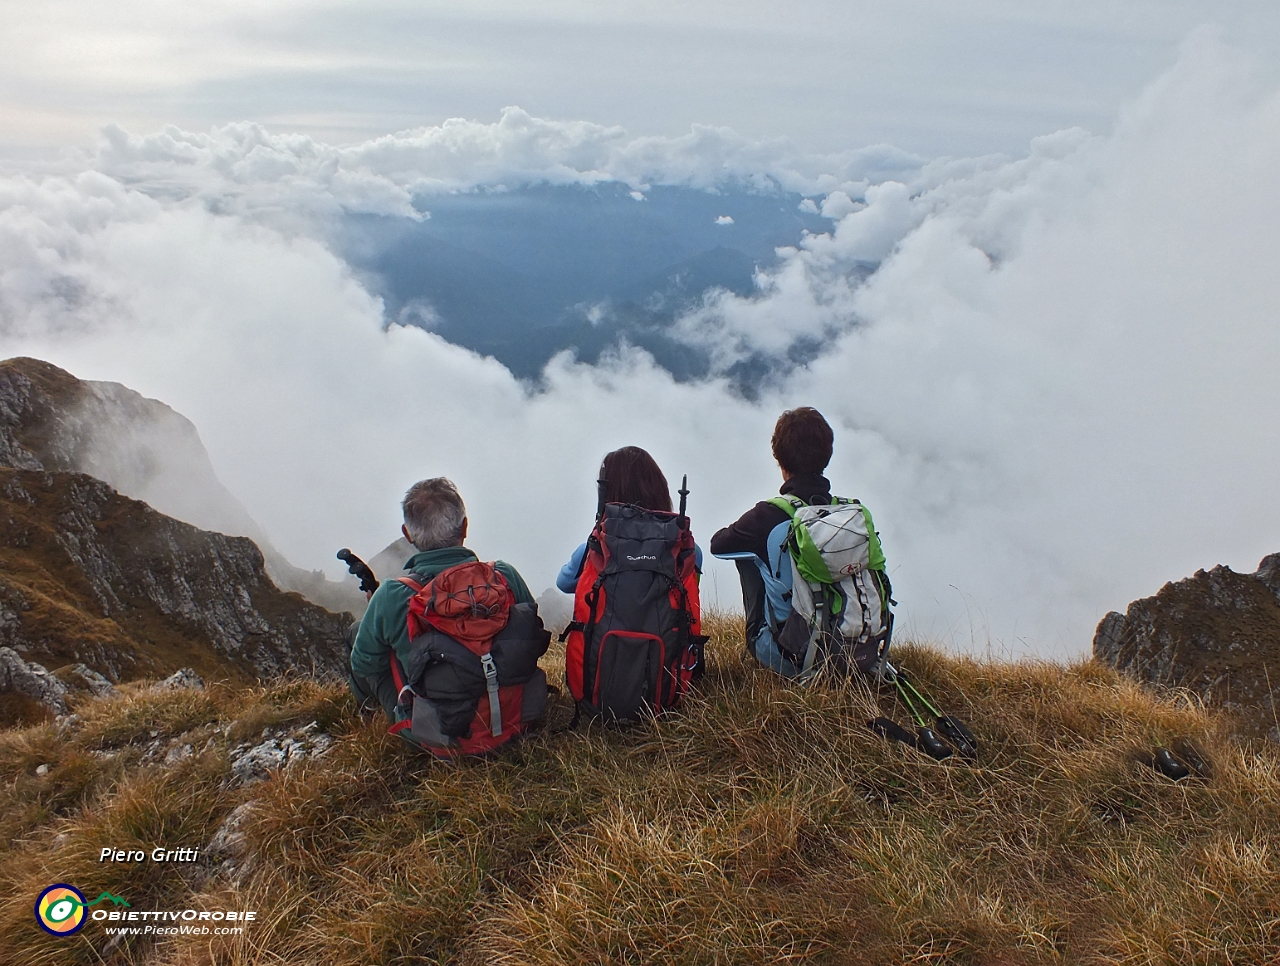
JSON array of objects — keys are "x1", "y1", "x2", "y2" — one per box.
[
  {"x1": 771, "y1": 407, "x2": 833, "y2": 476},
  {"x1": 402, "y1": 478, "x2": 467, "y2": 550},
  {"x1": 599, "y1": 446, "x2": 672, "y2": 512}
]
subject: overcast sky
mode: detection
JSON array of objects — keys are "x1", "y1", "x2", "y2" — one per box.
[{"x1": 5, "y1": 1, "x2": 1280, "y2": 160}]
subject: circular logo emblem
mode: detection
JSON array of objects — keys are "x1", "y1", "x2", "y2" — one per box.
[{"x1": 35, "y1": 884, "x2": 87, "y2": 936}]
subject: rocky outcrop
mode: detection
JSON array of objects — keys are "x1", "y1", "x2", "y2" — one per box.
[
  {"x1": 204, "y1": 801, "x2": 260, "y2": 885},
  {"x1": 0, "y1": 646, "x2": 70, "y2": 715},
  {"x1": 0, "y1": 357, "x2": 364, "y2": 616},
  {"x1": 63, "y1": 663, "x2": 120, "y2": 698},
  {"x1": 0, "y1": 467, "x2": 351, "y2": 701},
  {"x1": 153, "y1": 668, "x2": 205, "y2": 691},
  {"x1": 228, "y1": 721, "x2": 335, "y2": 784},
  {"x1": 1094, "y1": 554, "x2": 1280, "y2": 736}
]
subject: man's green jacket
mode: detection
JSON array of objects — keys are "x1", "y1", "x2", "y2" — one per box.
[{"x1": 349, "y1": 546, "x2": 535, "y2": 680}]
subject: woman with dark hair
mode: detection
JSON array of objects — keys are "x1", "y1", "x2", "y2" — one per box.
[{"x1": 555, "y1": 446, "x2": 703, "y2": 592}]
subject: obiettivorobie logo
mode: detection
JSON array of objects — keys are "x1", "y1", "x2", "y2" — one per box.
[
  {"x1": 35, "y1": 883, "x2": 258, "y2": 939},
  {"x1": 35, "y1": 884, "x2": 130, "y2": 936}
]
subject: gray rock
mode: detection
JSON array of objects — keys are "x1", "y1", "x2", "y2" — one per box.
[
  {"x1": 228, "y1": 722, "x2": 334, "y2": 784},
  {"x1": 207, "y1": 801, "x2": 257, "y2": 860},
  {"x1": 205, "y1": 801, "x2": 260, "y2": 886},
  {"x1": 0, "y1": 645, "x2": 69, "y2": 714},
  {"x1": 1256, "y1": 553, "x2": 1280, "y2": 603},
  {"x1": 164, "y1": 743, "x2": 194, "y2": 765},
  {"x1": 0, "y1": 590, "x2": 28, "y2": 648},
  {"x1": 154, "y1": 668, "x2": 205, "y2": 691},
  {"x1": 65, "y1": 663, "x2": 120, "y2": 698},
  {"x1": 230, "y1": 741, "x2": 292, "y2": 783}
]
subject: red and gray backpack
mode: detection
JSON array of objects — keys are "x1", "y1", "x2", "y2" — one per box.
[
  {"x1": 562, "y1": 476, "x2": 706, "y2": 723},
  {"x1": 388, "y1": 560, "x2": 551, "y2": 757}
]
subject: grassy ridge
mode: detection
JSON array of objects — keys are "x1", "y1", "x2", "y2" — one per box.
[{"x1": 1, "y1": 613, "x2": 1277, "y2": 965}]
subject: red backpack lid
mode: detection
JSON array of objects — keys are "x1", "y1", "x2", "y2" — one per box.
[{"x1": 400, "y1": 560, "x2": 513, "y2": 651}]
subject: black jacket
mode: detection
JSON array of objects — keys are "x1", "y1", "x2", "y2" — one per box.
[{"x1": 710, "y1": 474, "x2": 833, "y2": 649}]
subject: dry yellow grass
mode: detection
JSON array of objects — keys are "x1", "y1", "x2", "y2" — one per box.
[{"x1": 1, "y1": 612, "x2": 1278, "y2": 965}]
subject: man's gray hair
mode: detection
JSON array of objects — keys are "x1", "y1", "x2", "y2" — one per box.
[{"x1": 402, "y1": 478, "x2": 467, "y2": 551}]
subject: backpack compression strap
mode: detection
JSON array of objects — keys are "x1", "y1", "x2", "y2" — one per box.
[{"x1": 480, "y1": 652, "x2": 502, "y2": 738}]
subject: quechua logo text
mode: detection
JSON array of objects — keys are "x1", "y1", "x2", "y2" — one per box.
[{"x1": 35, "y1": 884, "x2": 129, "y2": 936}]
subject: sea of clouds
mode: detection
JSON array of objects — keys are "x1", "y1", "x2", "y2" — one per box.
[{"x1": 2, "y1": 32, "x2": 1277, "y2": 658}]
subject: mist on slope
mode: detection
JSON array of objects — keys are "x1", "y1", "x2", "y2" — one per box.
[{"x1": 1, "y1": 33, "x2": 1277, "y2": 658}]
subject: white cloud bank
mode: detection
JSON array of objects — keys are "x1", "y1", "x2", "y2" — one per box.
[
  {"x1": 84, "y1": 109, "x2": 923, "y2": 226},
  {"x1": 2, "y1": 33, "x2": 1278, "y2": 659}
]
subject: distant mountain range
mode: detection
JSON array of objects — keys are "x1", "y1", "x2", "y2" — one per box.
[{"x1": 341, "y1": 182, "x2": 831, "y2": 378}]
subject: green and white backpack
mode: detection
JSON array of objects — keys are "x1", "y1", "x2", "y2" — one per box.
[{"x1": 768, "y1": 496, "x2": 894, "y2": 679}]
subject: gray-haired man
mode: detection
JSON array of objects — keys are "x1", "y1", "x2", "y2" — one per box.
[{"x1": 348, "y1": 478, "x2": 536, "y2": 718}]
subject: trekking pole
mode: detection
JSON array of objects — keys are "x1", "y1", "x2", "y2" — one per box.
[
  {"x1": 677, "y1": 474, "x2": 689, "y2": 528},
  {"x1": 865, "y1": 661, "x2": 962, "y2": 760},
  {"x1": 337, "y1": 549, "x2": 379, "y2": 595},
  {"x1": 867, "y1": 660, "x2": 928, "y2": 752},
  {"x1": 891, "y1": 674, "x2": 951, "y2": 759},
  {"x1": 895, "y1": 667, "x2": 978, "y2": 758},
  {"x1": 596, "y1": 477, "x2": 608, "y2": 522}
]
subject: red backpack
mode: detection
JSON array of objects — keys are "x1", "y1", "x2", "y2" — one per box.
[
  {"x1": 388, "y1": 561, "x2": 550, "y2": 757},
  {"x1": 562, "y1": 478, "x2": 706, "y2": 722}
]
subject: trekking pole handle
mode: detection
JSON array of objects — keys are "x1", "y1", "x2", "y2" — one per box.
[
  {"x1": 596, "y1": 477, "x2": 608, "y2": 522},
  {"x1": 337, "y1": 549, "x2": 380, "y2": 595},
  {"x1": 678, "y1": 474, "x2": 689, "y2": 527}
]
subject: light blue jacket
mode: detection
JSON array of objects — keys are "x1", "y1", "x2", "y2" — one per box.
[
  {"x1": 713, "y1": 519, "x2": 800, "y2": 676},
  {"x1": 556, "y1": 541, "x2": 703, "y2": 594}
]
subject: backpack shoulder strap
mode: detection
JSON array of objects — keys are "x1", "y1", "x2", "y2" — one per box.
[
  {"x1": 766, "y1": 495, "x2": 804, "y2": 518},
  {"x1": 765, "y1": 497, "x2": 832, "y2": 584},
  {"x1": 396, "y1": 574, "x2": 426, "y2": 591},
  {"x1": 389, "y1": 651, "x2": 414, "y2": 709},
  {"x1": 396, "y1": 573, "x2": 430, "y2": 643}
]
